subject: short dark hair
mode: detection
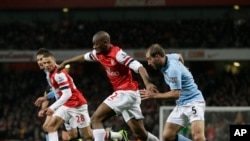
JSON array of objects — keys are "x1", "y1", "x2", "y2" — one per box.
[
  {"x1": 147, "y1": 44, "x2": 165, "y2": 57},
  {"x1": 42, "y1": 52, "x2": 54, "y2": 58},
  {"x1": 36, "y1": 48, "x2": 49, "y2": 56}
]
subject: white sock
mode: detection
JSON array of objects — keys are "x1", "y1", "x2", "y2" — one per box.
[
  {"x1": 93, "y1": 129, "x2": 105, "y2": 141},
  {"x1": 107, "y1": 131, "x2": 122, "y2": 140},
  {"x1": 146, "y1": 132, "x2": 159, "y2": 141},
  {"x1": 48, "y1": 131, "x2": 59, "y2": 141}
]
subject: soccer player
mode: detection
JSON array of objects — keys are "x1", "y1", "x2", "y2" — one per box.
[
  {"x1": 40, "y1": 52, "x2": 92, "y2": 141},
  {"x1": 35, "y1": 48, "x2": 82, "y2": 141},
  {"x1": 58, "y1": 31, "x2": 160, "y2": 141},
  {"x1": 140, "y1": 43, "x2": 206, "y2": 141}
]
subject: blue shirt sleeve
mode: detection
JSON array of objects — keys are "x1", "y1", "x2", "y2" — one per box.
[{"x1": 46, "y1": 91, "x2": 55, "y2": 99}]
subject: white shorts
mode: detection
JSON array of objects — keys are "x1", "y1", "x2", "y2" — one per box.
[
  {"x1": 104, "y1": 90, "x2": 144, "y2": 122},
  {"x1": 53, "y1": 104, "x2": 91, "y2": 129},
  {"x1": 166, "y1": 101, "x2": 205, "y2": 127}
]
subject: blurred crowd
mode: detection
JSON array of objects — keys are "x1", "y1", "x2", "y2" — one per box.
[
  {"x1": 0, "y1": 18, "x2": 250, "y2": 50},
  {"x1": 0, "y1": 61, "x2": 250, "y2": 141}
]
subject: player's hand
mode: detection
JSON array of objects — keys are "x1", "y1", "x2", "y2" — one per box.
[
  {"x1": 145, "y1": 83, "x2": 159, "y2": 93},
  {"x1": 38, "y1": 109, "x2": 46, "y2": 117},
  {"x1": 57, "y1": 61, "x2": 67, "y2": 72},
  {"x1": 139, "y1": 89, "x2": 156, "y2": 100},
  {"x1": 45, "y1": 108, "x2": 54, "y2": 116},
  {"x1": 34, "y1": 96, "x2": 47, "y2": 107}
]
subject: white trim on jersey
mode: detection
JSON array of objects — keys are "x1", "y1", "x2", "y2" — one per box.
[
  {"x1": 116, "y1": 49, "x2": 142, "y2": 73},
  {"x1": 49, "y1": 72, "x2": 72, "y2": 111}
]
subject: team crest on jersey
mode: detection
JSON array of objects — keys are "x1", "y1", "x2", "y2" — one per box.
[
  {"x1": 170, "y1": 77, "x2": 177, "y2": 83},
  {"x1": 58, "y1": 76, "x2": 64, "y2": 83}
]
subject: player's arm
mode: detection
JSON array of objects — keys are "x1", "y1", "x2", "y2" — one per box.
[
  {"x1": 48, "y1": 72, "x2": 72, "y2": 112},
  {"x1": 138, "y1": 66, "x2": 158, "y2": 92},
  {"x1": 140, "y1": 65, "x2": 181, "y2": 100},
  {"x1": 58, "y1": 54, "x2": 85, "y2": 71},
  {"x1": 116, "y1": 49, "x2": 158, "y2": 92},
  {"x1": 140, "y1": 89, "x2": 180, "y2": 100}
]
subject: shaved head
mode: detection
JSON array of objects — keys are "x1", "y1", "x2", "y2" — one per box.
[
  {"x1": 92, "y1": 31, "x2": 111, "y2": 54},
  {"x1": 93, "y1": 31, "x2": 110, "y2": 43}
]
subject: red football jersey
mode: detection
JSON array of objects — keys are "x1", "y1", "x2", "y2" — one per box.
[
  {"x1": 49, "y1": 67, "x2": 87, "y2": 108},
  {"x1": 87, "y1": 45, "x2": 139, "y2": 91}
]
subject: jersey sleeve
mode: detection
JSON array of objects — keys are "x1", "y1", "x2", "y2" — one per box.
[
  {"x1": 167, "y1": 63, "x2": 182, "y2": 90},
  {"x1": 84, "y1": 50, "x2": 97, "y2": 61},
  {"x1": 116, "y1": 49, "x2": 142, "y2": 73},
  {"x1": 49, "y1": 72, "x2": 72, "y2": 111}
]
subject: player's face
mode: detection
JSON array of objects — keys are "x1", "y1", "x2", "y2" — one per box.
[
  {"x1": 92, "y1": 36, "x2": 107, "y2": 54},
  {"x1": 36, "y1": 54, "x2": 44, "y2": 70},
  {"x1": 146, "y1": 52, "x2": 162, "y2": 70},
  {"x1": 42, "y1": 56, "x2": 56, "y2": 72}
]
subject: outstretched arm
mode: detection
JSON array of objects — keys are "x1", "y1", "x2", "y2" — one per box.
[
  {"x1": 58, "y1": 55, "x2": 85, "y2": 71},
  {"x1": 140, "y1": 89, "x2": 180, "y2": 100},
  {"x1": 138, "y1": 66, "x2": 158, "y2": 93}
]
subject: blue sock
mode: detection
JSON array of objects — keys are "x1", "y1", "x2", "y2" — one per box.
[
  {"x1": 176, "y1": 134, "x2": 192, "y2": 141},
  {"x1": 45, "y1": 134, "x2": 49, "y2": 141}
]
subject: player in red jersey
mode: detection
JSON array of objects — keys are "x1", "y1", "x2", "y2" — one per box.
[
  {"x1": 41, "y1": 52, "x2": 93, "y2": 141},
  {"x1": 35, "y1": 48, "x2": 82, "y2": 141},
  {"x1": 40, "y1": 51, "x2": 124, "y2": 141},
  {"x1": 58, "y1": 31, "x2": 160, "y2": 141}
]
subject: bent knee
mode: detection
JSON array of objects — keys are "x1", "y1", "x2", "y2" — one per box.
[
  {"x1": 163, "y1": 131, "x2": 177, "y2": 141},
  {"x1": 43, "y1": 124, "x2": 49, "y2": 132},
  {"x1": 192, "y1": 134, "x2": 206, "y2": 141}
]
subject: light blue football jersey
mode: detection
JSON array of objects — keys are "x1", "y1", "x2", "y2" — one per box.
[
  {"x1": 44, "y1": 69, "x2": 58, "y2": 99},
  {"x1": 160, "y1": 55, "x2": 204, "y2": 105}
]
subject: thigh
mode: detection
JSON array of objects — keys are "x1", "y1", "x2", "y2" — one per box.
[
  {"x1": 43, "y1": 115, "x2": 53, "y2": 127},
  {"x1": 79, "y1": 126, "x2": 93, "y2": 139},
  {"x1": 167, "y1": 106, "x2": 187, "y2": 127},
  {"x1": 69, "y1": 105, "x2": 91, "y2": 129},
  {"x1": 190, "y1": 120, "x2": 205, "y2": 137},
  {"x1": 46, "y1": 115, "x2": 65, "y2": 132},
  {"x1": 184, "y1": 101, "x2": 205, "y2": 123},
  {"x1": 91, "y1": 102, "x2": 116, "y2": 122},
  {"x1": 163, "y1": 122, "x2": 183, "y2": 139},
  {"x1": 104, "y1": 90, "x2": 138, "y2": 114},
  {"x1": 54, "y1": 106, "x2": 71, "y2": 122}
]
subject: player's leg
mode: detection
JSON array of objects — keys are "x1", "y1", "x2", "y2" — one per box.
[
  {"x1": 121, "y1": 90, "x2": 159, "y2": 141},
  {"x1": 190, "y1": 120, "x2": 205, "y2": 141},
  {"x1": 61, "y1": 123, "x2": 78, "y2": 141},
  {"x1": 46, "y1": 106, "x2": 71, "y2": 141},
  {"x1": 163, "y1": 105, "x2": 192, "y2": 141},
  {"x1": 126, "y1": 118, "x2": 159, "y2": 141},
  {"x1": 163, "y1": 122, "x2": 190, "y2": 141},
  {"x1": 91, "y1": 102, "x2": 119, "y2": 141},
  {"x1": 42, "y1": 115, "x2": 53, "y2": 140},
  {"x1": 45, "y1": 116, "x2": 65, "y2": 141},
  {"x1": 123, "y1": 102, "x2": 159, "y2": 141},
  {"x1": 62, "y1": 129, "x2": 71, "y2": 141},
  {"x1": 188, "y1": 101, "x2": 206, "y2": 141}
]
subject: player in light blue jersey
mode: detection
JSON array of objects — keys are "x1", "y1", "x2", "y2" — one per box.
[{"x1": 140, "y1": 44, "x2": 206, "y2": 141}]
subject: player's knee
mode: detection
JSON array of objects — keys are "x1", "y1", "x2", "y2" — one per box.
[
  {"x1": 130, "y1": 127, "x2": 147, "y2": 140},
  {"x1": 68, "y1": 130, "x2": 78, "y2": 139},
  {"x1": 42, "y1": 124, "x2": 49, "y2": 132},
  {"x1": 62, "y1": 133, "x2": 71, "y2": 141},
  {"x1": 192, "y1": 133, "x2": 206, "y2": 141},
  {"x1": 82, "y1": 133, "x2": 93, "y2": 140},
  {"x1": 163, "y1": 132, "x2": 176, "y2": 141}
]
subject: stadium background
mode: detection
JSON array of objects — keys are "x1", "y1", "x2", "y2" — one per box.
[{"x1": 0, "y1": 0, "x2": 250, "y2": 140}]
